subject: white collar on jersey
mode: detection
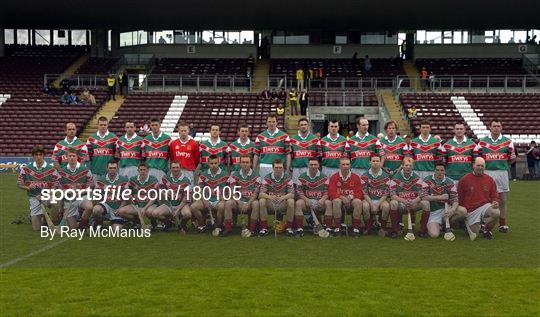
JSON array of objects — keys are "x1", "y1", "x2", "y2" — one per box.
[
  {"x1": 137, "y1": 174, "x2": 150, "y2": 184},
  {"x1": 97, "y1": 130, "x2": 110, "y2": 139},
  {"x1": 326, "y1": 133, "x2": 341, "y2": 142},
  {"x1": 452, "y1": 136, "x2": 467, "y2": 144},
  {"x1": 237, "y1": 138, "x2": 251, "y2": 146},
  {"x1": 208, "y1": 137, "x2": 222, "y2": 146},
  {"x1": 150, "y1": 131, "x2": 163, "y2": 141},
  {"x1": 266, "y1": 128, "x2": 280, "y2": 136},
  {"x1": 67, "y1": 162, "x2": 81, "y2": 173},
  {"x1": 178, "y1": 136, "x2": 193, "y2": 144},
  {"x1": 368, "y1": 168, "x2": 383, "y2": 178},
  {"x1": 170, "y1": 171, "x2": 184, "y2": 181},
  {"x1": 384, "y1": 135, "x2": 398, "y2": 143},
  {"x1": 297, "y1": 131, "x2": 311, "y2": 140},
  {"x1": 355, "y1": 131, "x2": 370, "y2": 139},
  {"x1": 339, "y1": 170, "x2": 351, "y2": 181},
  {"x1": 124, "y1": 133, "x2": 138, "y2": 141},
  {"x1": 433, "y1": 175, "x2": 447, "y2": 184},
  {"x1": 419, "y1": 134, "x2": 432, "y2": 143},
  {"x1": 400, "y1": 169, "x2": 413, "y2": 181},
  {"x1": 488, "y1": 134, "x2": 503, "y2": 142},
  {"x1": 208, "y1": 167, "x2": 222, "y2": 177},
  {"x1": 64, "y1": 136, "x2": 78, "y2": 145},
  {"x1": 240, "y1": 168, "x2": 253, "y2": 178},
  {"x1": 32, "y1": 161, "x2": 48, "y2": 170},
  {"x1": 307, "y1": 170, "x2": 321, "y2": 179},
  {"x1": 106, "y1": 173, "x2": 119, "y2": 183},
  {"x1": 271, "y1": 172, "x2": 285, "y2": 182}
]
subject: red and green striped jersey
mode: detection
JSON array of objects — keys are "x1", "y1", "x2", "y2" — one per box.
[
  {"x1": 95, "y1": 173, "x2": 129, "y2": 209},
  {"x1": 86, "y1": 131, "x2": 118, "y2": 175},
  {"x1": 474, "y1": 134, "x2": 516, "y2": 170},
  {"x1": 228, "y1": 169, "x2": 261, "y2": 203},
  {"x1": 200, "y1": 138, "x2": 228, "y2": 171},
  {"x1": 290, "y1": 133, "x2": 321, "y2": 168},
  {"x1": 160, "y1": 173, "x2": 191, "y2": 207},
  {"x1": 296, "y1": 171, "x2": 328, "y2": 199},
  {"x1": 423, "y1": 175, "x2": 458, "y2": 211},
  {"x1": 320, "y1": 134, "x2": 349, "y2": 168},
  {"x1": 254, "y1": 129, "x2": 291, "y2": 164},
  {"x1": 116, "y1": 134, "x2": 144, "y2": 168},
  {"x1": 360, "y1": 169, "x2": 391, "y2": 200},
  {"x1": 18, "y1": 162, "x2": 59, "y2": 197},
  {"x1": 410, "y1": 134, "x2": 441, "y2": 172},
  {"x1": 51, "y1": 137, "x2": 89, "y2": 167},
  {"x1": 348, "y1": 133, "x2": 384, "y2": 169},
  {"x1": 58, "y1": 162, "x2": 94, "y2": 190},
  {"x1": 228, "y1": 138, "x2": 255, "y2": 171},
  {"x1": 260, "y1": 172, "x2": 294, "y2": 197},
  {"x1": 440, "y1": 137, "x2": 476, "y2": 180},
  {"x1": 379, "y1": 136, "x2": 408, "y2": 172},
  {"x1": 129, "y1": 174, "x2": 159, "y2": 207},
  {"x1": 142, "y1": 131, "x2": 171, "y2": 172},
  {"x1": 388, "y1": 170, "x2": 426, "y2": 200},
  {"x1": 198, "y1": 167, "x2": 229, "y2": 203}
]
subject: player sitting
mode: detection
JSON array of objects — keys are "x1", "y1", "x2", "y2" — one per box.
[
  {"x1": 361, "y1": 154, "x2": 391, "y2": 237},
  {"x1": 92, "y1": 159, "x2": 129, "y2": 229}
]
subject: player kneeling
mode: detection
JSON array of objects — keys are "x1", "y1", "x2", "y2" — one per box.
[
  {"x1": 191, "y1": 155, "x2": 229, "y2": 235},
  {"x1": 259, "y1": 159, "x2": 295, "y2": 236},
  {"x1": 328, "y1": 157, "x2": 364, "y2": 237},
  {"x1": 361, "y1": 154, "x2": 391, "y2": 237},
  {"x1": 388, "y1": 157, "x2": 429, "y2": 239},
  {"x1": 226, "y1": 154, "x2": 261, "y2": 237},
  {"x1": 422, "y1": 163, "x2": 466, "y2": 239},
  {"x1": 295, "y1": 158, "x2": 331, "y2": 237},
  {"x1": 151, "y1": 161, "x2": 192, "y2": 233},
  {"x1": 92, "y1": 160, "x2": 129, "y2": 229}
]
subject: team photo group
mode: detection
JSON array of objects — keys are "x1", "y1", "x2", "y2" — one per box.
[{"x1": 18, "y1": 113, "x2": 515, "y2": 241}]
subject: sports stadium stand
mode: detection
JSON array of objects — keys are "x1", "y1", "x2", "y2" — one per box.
[
  {"x1": 75, "y1": 57, "x2": 119, "y2": 75},
  {"x1": 152, "y1": 58, "x2": 250, "y2": 75},
  {"x1": 416, "y1": 58, "x2": 526, "y2": 75},
  {"x1": 309, "y1": 90, "x2": 379, "y2": 107}
]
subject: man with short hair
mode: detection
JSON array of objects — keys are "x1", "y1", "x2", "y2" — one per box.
[
  {"x1": 259, "y1": 159, "x2": 295, "y2": 236},
  {"x1": 410, "y1": 120, "x2": 441, "y2": 179},
  {"x1": 361, "y1": 154, "x2": 391, "y2": 236},
  {"x1": 57, "y1": 148, "x2": 94, "y2": 229},
  {"x1": 169, "y1": 121, "x2": 200, "y2": 184},
  {"x1": 228, "y1": 124, "x2": 255, "y2": 172},
  {"x1": 86, "y1": 117, "x2": 118, "y2": 177},
  {"x1": 474, "y1": 119, "x2": 515, "y2": 233},
  {"x1": 348, "y1": 117, "x2": 384, "y2": 176},
  {"x1": 52, "y1": 122, "x2": 89, "y2": 170},
  {"x1": 199, "y1": 124, "x2": 228, "y2": 172},
  {"x1": 388, "y1": 157, "x2": 429, "y2": 238},
  {"x1": 116, "y1": 121, "x2": 144, "y2": 179},
  {"x1": 458, "y1": 157, "x2": 501, "y2": 240},
  {"x1": 320, "y1": 120, "x2": 349, "y2": 177},
  {"x1": 142, "y1": 118, "x2": 171, "y2": 180},
  {"x1": 254, "y1": 114, "x2": 291, "y2": 178},
  {"x1": 226, "y1": 154, "x2": 261, "y2": 236},
  {"x1": 379, "y1": 120, "x2": 408, "y2": 177},
  {"x1": 290, "y1": 118, "x2": 321, "y2": 184},
  {"x1": 328, "y1": 157, "x2": 364, "y2": 237},
  {"x1": 295, "y1": 158, "x2": 331, "y2": 236},
  {"x1": 92, "y1": 160, "x2": 129, "y2": 228},
  {"x1": 439, "y1": 122, "x2": 476, "y2": 182},
  {"x1": 18, "y1": 146, "x2": 60, "y2": 231}
]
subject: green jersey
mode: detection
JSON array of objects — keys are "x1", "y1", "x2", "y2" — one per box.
[
  {"x1": 228, "y1": 138, "x2": 255, "y2": 171},
  {"x1": 260, "y1": 172, "x2": 294, "y2": 197},
  {"x1": 129, "y1": 174, "x2": 159, "y2": 207},
  {"x1": 52, "y1": 137, "x2": 89, "y2": 167},
  {"x1": 198, "y1": 167, "x2": 229, "y2": 203},
  {"x1": 95, "y1": 173, "x2": 129, "y2": 209},
  {"x1": 474, "y1": 135, "x2": 516, "y2": 170},
  {"x1": 228, "y1": 169, "x2": 261, "y2": 203},
  {"x1": 200, "y1": 138, "x2": 228, "y2": 171},
  {"x1": 254, "y1": 129, "x2": 291, "y2": 164},
  {"x1": 388, "y1": 170, "x2": 426, "y2": 201},
  {"x1": 58, "y1": 162, "x2": 94, "y2": 191},
  {"x1": 440, "y1": 137, "x2": 476, "y2": 180},
  {"x1": 17, "y1": 161, "x2": 59, "y2": 197},
  {"x1": 423, "y1": 175, "x2": 457, "y2": 211},
  {"x1": 116, "y1": 134, "x2": 144, "y2": 168},
  {"x1": 410, "y1": 134, "x2": 441, "y2": 172},
  {"x1": 290, "y1": 133, "x2": 320, "y2": 168},
  {"x1": 142, "y1": 131, "x2": 171, "y2": 172},
  {"x1": 320, "y1": 134, "x2": 348, "y2": 168},
  {"x1": 360, "y1": 169, "x2": 391, "y2": 200},
  {"x1": 86, "y1": 131, "x2": 118, "y2": 175},
  {"x1": 296, "y1": 171, "x2": 328, "y2": 199},
  {"x1": 160, "y1": 172, "x2": 191, "y2": 207},
  {"x1": 348, "y1": 132, "x2": 383, "y2": 169},
  {"x1": 379, "y1": 136, "x2": 408, "y2": 173}
]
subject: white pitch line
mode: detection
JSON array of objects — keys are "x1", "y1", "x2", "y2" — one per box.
[{"x1": 0, "y1": 238, "x2": 69, "y2": 268}]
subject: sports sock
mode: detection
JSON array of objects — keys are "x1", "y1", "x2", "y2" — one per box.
[
  {"x1": 352, "y1": 218, "x2": 361, "y2": 229},
  {"x1": 334, "y1": 217, "x2": 341, "y2": 229},
  {"x1": 365, "y1": 218, "x2": 373, "y2": 232},
  {"x1": 248, "y1": 220, "x2": 257, "y2": 232},
  {"x1": 390, "y1": 209, "x2": 399, "y2": 233},
  {"x1": 499, "y1": 218, "x2": 506, "y2": 226},
  {"x1": 420, "y1": 211, "x2": 430, "y2": 234},
  {"x1": 260, "y1": 220, "x2": 268, "y2": 229},
  {"x1": 380, "y1": 217, "x2": 388, "y2": 230},
  {"x1": 324, "y1": 216, "x2": 333, "y2": 227},
  {"x1": 295, "y1": 215, "x2": 304, "y2": 229},
  {"x1": 224, "y1": 220, "x2": 232, "y2": 232},
  {"x1": 286, "y1": 221, "x2": 293, "y2": 229}
]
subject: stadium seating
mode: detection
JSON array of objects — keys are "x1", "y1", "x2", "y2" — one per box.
[
  {"x1": 416, "y1": 58, "x2": 526, "y2": 75},
  {"x1": 152, "y1": 58, "x2": 250, "y2": 75},
  {"x1": 75, "y1": 57, "x2": 119, "y2": 75},
  {"x1": 309, "y1": 90, "x2": 379, "y2": 107}
]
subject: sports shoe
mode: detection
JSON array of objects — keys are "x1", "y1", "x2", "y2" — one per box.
[
  {"x1": 352, "y1": 228, "x2": 361, "y2": 237},
  {"x1": 498, "y1": 225, "x2": 509, "y2": 233},
  {"x1": 196, "y1": 226, "x2": 207, "y2": 234},
  {"x1": 286, "y1": 228, "x2": 295, "y2": 237},
  {"x1": 150, "y1": 218, "x2": 158, "y2": 231},
  {"x1": 296, "y1": 228, "x2": 304, "y2": 237},
  {"x1": 389, "y1": 231, "x2": 399, "y2": 239},
  {"x1": 219, "y1": 230, "x2": 230, "y2": 237},
  {"x1": 258, "y1": 228, "x2": 269, "y2": 236},
  {"x1": 483, "y1": 230, "x2": 494, "y2": 240},
  {"x1": 418, "y1": 231, "x2": 428, "y2": 238},
  {"x1": 162, "y1": 220, "x2": 173, "y2": 232},
  {"x1": 333, "y1": 228, "x2": 342, "y2": 237},
  {"x1": 479, "y1": 224, "x2": 486, "y2": 235}
]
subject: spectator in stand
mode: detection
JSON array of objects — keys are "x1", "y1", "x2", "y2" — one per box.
[
  {"x1": 364, "y1": 55, "x2": 372, "y2": 72},
  {"x1": 118, "y1": 70, "x2": 129, "y2": 96},
  {"x1": 296, "y1": 67, "x2": 304, "y2": 91},
  {"x1": 428, "y1": 72, "x2": 435, "y2": 90},
  {"x1": 526, "y1": 141, "x2": 540, "y2": 179},
  {"x1": 352, "y1": 52, "x2": 359, "y2": 66},
  {"x1": 288, "y1": 88, "x2": 299, "y2": 115},
  {"x1": 139, "y1": 120, "x2": 151, "y2": 137},
  {"x1": 407, "y1": 106, "x2": 418, "y2": 119},
  {"x1": 247, "y1": 53, "x2": 255, "y2": 72},
  {"x1": 43, "y1": 84, "x2": 57, "y2": 96},
  {"x1": 421, "y1": 66, "x2": 428, "y2": 91},
  {"x1": 271, "y1": 89, "x2": 279, "y2": 101},
  {"x1": 60, "y1": 78, "x2": 70, "y2": 94},
  {"x1": 158, "y1": 36, "x2": 166, "y2": 44},
  {"x1": 189, "y1": 123, "x2": 197, "y2": 138},
  {"x1": 68, "y1": 92, "x2": 79, "y2": 104},
  {"x1": 299, "y1": 89, "x2": 309, "y2": 116},
  {"x1": 79, "y1": 89, "x2": 96, "y2": 105},
  {"x1": 276, "y1": 103, "x2": 286, "y2": 116},
  {"x1": 107, "y1": 73, "x2": 116, "y2": 101},
  {"x1": 278, "y1": 88, "x2": 287, "y2": 102},
  {"x1": 260, "y1": 89, "x2": 271, "y2": 100},
  {"x1": 60, "y1": 91, "x2": 70, "y2": 104}
]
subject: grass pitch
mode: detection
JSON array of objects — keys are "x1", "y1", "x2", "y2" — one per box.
[{"x1": 1, "y1": 173, "x2": 539, "y2": 316}]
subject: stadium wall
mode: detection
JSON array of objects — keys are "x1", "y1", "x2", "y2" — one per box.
[
  {"x1": 115, "y1": 44, "x2": 257, "y2": 58},
  {"x1": 414, "y1": 44, "x2": 540, "y2": 58},
  {"x1": 270, "y1": 44, "x2": 398, "y2": 58}
]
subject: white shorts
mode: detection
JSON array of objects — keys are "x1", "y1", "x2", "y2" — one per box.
[
  {"x1": 414, "y1": 170, "x2": 434, "y2": 180},
  {"x1": 292, "y1": 167, "x2": 308, "y2": 184},
  {"x1": 64, "y1": 197, "x2": 89, "y2": 218},
  {"x1": 259, "y1": 164, "x2": 273, "y2": 180},
  {"x1": 485, "y1": 170, "x2": 509, "y2": 193},
  {"x1": 322, "y1": 167, "x2": 339, "y2": 178},
  {"x1": 181, "y1": 170, "x2": 195, "y2": 185},
  {"x1": 370, "y1": 199, "x2": 381, "y2": 211},
  {"x1": 466, "y1": 203, "x2": 492, "y2": 226},
  {"x1": 119, "y1": 166, "x2": 138, "y2": 179},
  {"x1": 29, "y1": 196, "x2": 51, "y2": 216},
  {"x1": 98, "y1": 203, "x2": 124, "y2": 221},
  {"x1": 352, "y1": 168, "x2": 367, "y2": 177},
  {"x1": 271, "y1": 199, "x2": 287, "y2": 212},
  {"x1": 428, "y1": 208, "x2": 445, "y2": 225},
  {"x1": 148, "y1": 168, "x2": 166, "y2": 180}
]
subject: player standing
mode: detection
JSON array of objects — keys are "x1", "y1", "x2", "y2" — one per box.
[
  {"x1": 360, "y1": 154, "x2": 391, "y2": 236},
  {"x1": 320, "y1": 120, "x2": 349, "y2": 177},
  {"x1": 116, "y1": 121, "x2": 144, "y2": 179},
  {"x1": 169, "y1": 121, "x2": 200, "y2": 184},
  {"x1": 439, "y1": 122, "x2": 476, "y2": 182},
  {"x1": 409, "y1": 120, "x2": 441, "y2": 179},
  {"x1": 380, "y1": 120, "x2": 408, "y2": 177},
  {"x1": 52, "y1": 122, "x2": 89, "y2": 170},
  {"x1": 86, "y1": 117, "x2": 118, "y2": 177},
  {"x1": 290, "y1": 118, "x2": 321, "y2": 184},
  {"x1": 199, "y1": 124, "x2": 228, "y2": 172},
  {"x1": 228, "y1": 124, "x2": 255, "y2": 172},
  {"x1": 254, "y1": 114, "x2": 291, "y2": 178},
  {"x1": 348, "y1": 117, "x2": 384, "y2": 176},
  {"x1": 142, "y1": 117, "x2": 171, "y2": 180}
]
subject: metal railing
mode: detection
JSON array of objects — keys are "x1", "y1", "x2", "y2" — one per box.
[
  {"x1": 44, "y1": 74, "x2": 108, "y2": 88},
  {"x1": 396, "y1": 74, "x2": 539, "y2": 92},
  {"x1": 308, "y1": 90, "x2": 377, "y2": 107},
  {"x1": 267, "y1": 75, "x2": 396, "y2": 91}
]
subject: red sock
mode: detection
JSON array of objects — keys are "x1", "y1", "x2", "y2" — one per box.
[
  {"x1": 352, "y1": 218, "x2": 361, "y2": 229},
  {"x1": 380, "y1": 217, "x2": 388, "y2": 230},
  {"x1": 261, "y1": 220, "x2": 268, "y2": 229},
  {"x1": 79, "y1": 218, "x2": 88, "y2": 228},
  {"x1": 420, "y1": 211, "x2": 430, "y2": 234},
  {"x1": 390, "y1": 209, "x2": 399, "y2": 233},
  {"x1": 224, "y1": 220, "x2": 232, "y2": 232},
  {"x1": 324, "y1": 216, "x2": 333, "y2": 228},
  {"x1": 248, "y1": 220, "x2": 257, "y2": 232},
  {"x1": 365, "y1": 218, "x2": 373, "y2": 232},
  {"x1": 197, "y1": 218, "x2": 206, "y2": 227},
  {"x1": 499, "y1": 218, "x2": 506, "y2": 226},
  {"x1": 295, "y1": 216, "x2": 304, "y2": 229},
  {"x1": 334, "y1": 217, "x2": 341, "y2": 229},
  {"x1": 485, "y1": 223, "x2": 493, "y2": 231},
  {"x1": 286, "y1": 221, "x2": 293, "y2": 229}
]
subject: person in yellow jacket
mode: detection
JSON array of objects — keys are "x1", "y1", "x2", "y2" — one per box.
[
  {"x1": 296, "y1": 67, "x2": 304, "y2": 91},
  {"x1": 107, "y1": 73, "x2": 116, "y2": 101},
  {"x1": 288, "y1": 88, "x2": 299, "y2": 115}
]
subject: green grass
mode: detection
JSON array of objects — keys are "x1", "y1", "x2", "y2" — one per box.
[{"x1": 1, "y1": 173, "x2": 539, "y2": 316}]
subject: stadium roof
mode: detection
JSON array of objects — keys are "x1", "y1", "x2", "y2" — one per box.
[{"x1": 1, "y1": 0, "x2": 538, "y2": 30}]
